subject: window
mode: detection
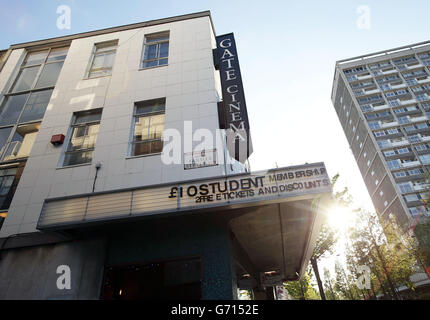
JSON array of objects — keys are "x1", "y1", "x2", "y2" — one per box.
[
  {"x1": 419, "y1": 154, "x2": 430, "y2": 165},
  {"x1": 141, "y1": 32, "x2": 169, "y2": 69},
  {"x1": 378, "y1": 140, "x2": 391, "y2": 149},
  {"x1": 88, "y1": 41, "x2": 118, "y2": 78},
  {"x1": 415, "y1": 144, "x2": 428, "y2": 151},
  {"x1": 405, "y1": 194, "x2": 419, "y2": 203},
  {"x1": 131, "y1": 98, "x2": 165, "y2": 156},
  {"x1": 409, "y1": 169, "x2": 423, "y2": 176},
  {"x1": 387, "y1": 128, "x2": 399, "y2": 134},
  {"x1": 394, "y1": 171, "x2": 407, "y2": 178},
  {"x1": 409, "y1": 207, "x2": 420, "y2": 217},
  {"x1": 387, "y1": 160, "x2": 401, "y2": 170},
  {"x1": 0, "y1": 47, "x2": 66, "y2": 163},
  {"x1": 0, "y1": 165, "x2": 24, "y2": 211},
  {"x1": 398, "y1": 182, "x2": 413, "y2": 193},
  {"x1": 398, "y1": 117, "x2": 409, "y2": 124},
  {"x1": 369, "y1": 122, "x2": 380, "y2": 130},
  {"x1": 409, "y1": 135, "x2": 422, "y2": 143},
  {"x1": 2, "y1": 123, "x2": 40, "y2": 161},
  {"x1": 10, "y1": 48, "x2": 67, "y2": 93},
  {"x1": 63, "y1": 110, "x2": 102, "y2": 166},
  {"x1": 397, "y1": 148, "x2": 410, "y2": 154}
]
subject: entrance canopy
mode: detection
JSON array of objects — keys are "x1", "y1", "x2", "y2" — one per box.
[{"x1": 37, "y1": 162, "x2": 332, "y2": 283}]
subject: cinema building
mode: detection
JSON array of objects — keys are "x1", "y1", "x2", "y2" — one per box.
[{"x1": 0, "y1": 11, "x2": 331, "y2": 300}]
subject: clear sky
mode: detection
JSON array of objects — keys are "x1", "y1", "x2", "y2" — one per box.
[
  {"x1": 1, "y1": 0, "x2": 430, "y2": 220},
  {"x1": 1, "y1": 0, "x2": 429, "y2": 288}
]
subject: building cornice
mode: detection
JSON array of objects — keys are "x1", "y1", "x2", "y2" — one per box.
[{"x1": 6, "y1": 10, "x2": 214, "y2": 50}]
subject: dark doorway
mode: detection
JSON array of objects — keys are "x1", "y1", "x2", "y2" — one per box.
[{"x1": 101, "y1": 257, "x2": 202, "y2": 300}]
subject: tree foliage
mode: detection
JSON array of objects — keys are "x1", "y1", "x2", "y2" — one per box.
[
  {"x1": 283, "y1": 268, "x2": 320, "y2": 300},
  {"x1": 346, "y1": 209, "x2": 418, "y2": 299}
]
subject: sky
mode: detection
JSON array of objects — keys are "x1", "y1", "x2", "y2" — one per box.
[
  {"x1": 1, "y1": 0, "x2": 430, "y2": 282},
  {"x1": 2, "y1": 0, "x2": 429, "y2": 212}
]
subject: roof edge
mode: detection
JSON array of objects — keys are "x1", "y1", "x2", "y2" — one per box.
[
  {"x1": 8, "y1": 10, "x2": 214, "y2": 50},
  {"x1": 336, "y1": 39, "x2": 430, "y2": 66}
]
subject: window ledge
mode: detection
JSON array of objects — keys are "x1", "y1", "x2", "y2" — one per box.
[
  {"x1": 139, "y1": 64, "x2": 168, "y2": 71},
  {"x1": 83, "y1": 74, "x2": 112, "y2": 80},
  {"x1": 56, "y1": 162, "x2": 92, "y2": 170},
  {"x1": 126, "y1": 153, "x2": 161, "y2": 160}
]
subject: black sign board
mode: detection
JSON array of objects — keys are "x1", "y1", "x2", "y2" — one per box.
[{"x1": 214, "y1": 33, "x2": 253, "y2": 164}]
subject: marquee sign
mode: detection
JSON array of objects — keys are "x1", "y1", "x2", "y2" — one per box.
[
  {"x1": 38, "y1": 163, "x2": 332, "y2": 230},
  {"x1": 214, "y1": 33, "x2": 253, "y2": 164},
  {"x1": 168, "y1": 164, "x2": 330, "y2": 206}
]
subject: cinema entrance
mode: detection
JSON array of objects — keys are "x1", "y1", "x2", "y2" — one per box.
[{"x1": 37, "y1": 163, "x2": 332, "y2": 299}]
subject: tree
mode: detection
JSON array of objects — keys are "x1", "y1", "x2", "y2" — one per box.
[
  {"x1": 334, "y1": 261, "x2": 358, "y2": 300},
  {"x1": 323, "y1": 268, "x2": 340, "y2": 300},
  {"x1": 346, "y1": 209, "x2": 418, "y2": 300},
  {"x1": 284, "y1": 268, "x2": 320, "y2": 300},
  {"x1": 311, "y1": 224, "x2": 337, "y2": 300},
  {"x1": 309, "y1": 174, "x2": 346, "y2": 300},
  {"x1": 413, "y1": 218, "x2": 430, "y2": 276}
]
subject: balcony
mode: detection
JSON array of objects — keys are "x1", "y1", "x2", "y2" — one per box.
[
  {"x1": 390, "y1": 83, "x2": 407, "y2": 90},
  {"x1": 417, "y1": 78, "x2": 430, "y2": 84},
  {"x1": 382, "y1": 69, "x2": 398, "y2": 75},
  {"x1": 402, "y1": 161, "x2": 421, "y2": 168},
  {"x1": 380, "y1": 121, "x2": 399, "y2": 128},
  {"x1": 364, "y1": 88, "x2": 381, "y2": 95},
  {"x1": 407, "y1": 63, "x2": 424, "y2": 70},
  {"x1": 401, "y1": 99, "x2": 418, "y2": 105},
  {"x1": 357, "y1": 74, "x2": 372, "y2": 80},
  {"x1": 373, "y1": 104, "x2": 389, "y2": 111},
  {"x1": 410, "y1": 115, "x2": 429, "y2": 123},
  {"x1": 413, "y1": 183, "x2": 428, "y2": 191},
  {"x1": 391, "y1": 139, "x2": 409, "y2": 147}
]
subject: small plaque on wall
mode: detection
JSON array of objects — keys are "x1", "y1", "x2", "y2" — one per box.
[{"x1": 184, "y1": 149, "x2": 217, "y2": 170}]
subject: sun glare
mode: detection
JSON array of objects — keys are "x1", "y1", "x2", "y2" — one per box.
[{"x1": 327, "y1": 205, "x2": 355, "y2": 231}]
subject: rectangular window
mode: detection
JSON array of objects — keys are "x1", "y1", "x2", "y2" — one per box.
[
  {"x1": 131, "y1": 98, "x2": 165, "y2": 156},
  {"x1": 405, "y1": 194, "x2": 419, "y2": 203},
  {"x1": 398, "y1": 182, "x2": 413, "y2": 193},
  {"x1": 387, "y1": 128, "x2": 399, "y2": 134},
  {"x1": 2, "y1": 123, "x2": 40, "y2": 161},
  {"x1": 0, "y1": 47, "x2": 67, "y2": 161},
  {"x1": 0, "y1": 164, "x2": 24, "y2": 211},
  {"x1": 387, "y1": 160, "x2": 401, "y2": 170},
  {"x1": 419, "y1": 154, "x2": 430, "y2": 165},
  {"x1": 88, "y1": 40, "x2": 118, "y2": 78},
  {"x1": 394, "y1": 171, "x2": 407, "y2": 178},
  {"x1": 141, "y1": 32, "x2": 169, "y2": 69},
  {"x1": 63, "y1": 110, "x2": 102, "y2": 166},
  {"x1": 397, "y1": 148, "x2": 410, "y2": 154},
  {"x1": 415, "y1": 144, "x2": 428, "y2": 151}
]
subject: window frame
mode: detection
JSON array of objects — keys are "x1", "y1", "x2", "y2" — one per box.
[
  {"x1": 0, "y1": 45, "x2": 68, "y2": 163},
  {"x1": 130, "y1": 99, "x2": 166, "y2": 157},
  {"x1": 87, "y1": 40, "x2": 118, "y2": 79},
  {"x1": 140, "y1": 32, "x2": 170, "y2": 70},
  {"x1": 62, "y1": 109, "x2": 102, "y2": 167}
]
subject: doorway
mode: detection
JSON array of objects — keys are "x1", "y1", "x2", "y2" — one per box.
[{"x1": 101, "y1": 257, "x2": 202, "y2": 300}]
